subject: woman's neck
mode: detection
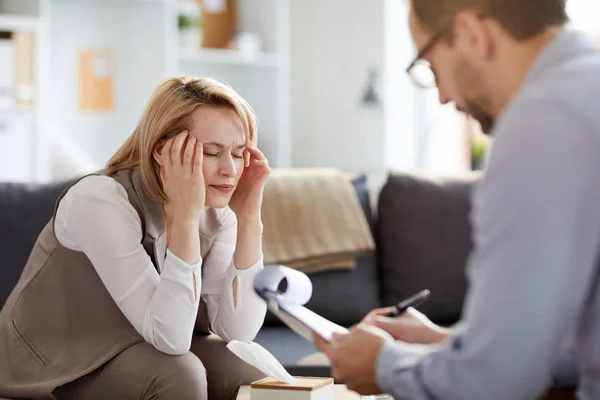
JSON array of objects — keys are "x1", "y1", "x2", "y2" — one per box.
[
  {"x1": 163, "y1": 204, "x2": 174, "y2": 248},
  {"x1": 163, "y1": 203, "x2": 175, "y2": 227}
]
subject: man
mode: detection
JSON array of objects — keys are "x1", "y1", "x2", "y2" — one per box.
[{"x1": 314, "y1": 1, "x2": 600, "y2": 399}]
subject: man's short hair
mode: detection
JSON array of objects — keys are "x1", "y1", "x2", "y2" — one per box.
[{"x1": 411, "y1": 0, "x2": 569, "y2": 41}]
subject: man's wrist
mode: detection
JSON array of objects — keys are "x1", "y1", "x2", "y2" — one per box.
[{"x1": 429, "y1": 326, "x2": 452, "y2": 344}]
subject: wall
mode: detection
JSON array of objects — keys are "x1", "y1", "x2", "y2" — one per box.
[
  {"x1": 289, "y1": 0, "x2": 420, "y2": 196},
  {"x1": 383, "y1": 0, "x2": 420, "y2": 173},
  {"x1": 290, "y1": 0, "x2": 385, "y2": 174},
  {"x1": 47, "y1": 0, "x2": 175, "y2": 169}
]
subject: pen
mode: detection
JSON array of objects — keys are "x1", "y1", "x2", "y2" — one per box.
[{"x1": 384, "y1": 289, "x2": 431, "y2": 317}]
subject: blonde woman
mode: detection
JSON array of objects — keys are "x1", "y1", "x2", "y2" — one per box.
[{"x1": 0, "y1": 77, "x2": 270, "y2": 399}]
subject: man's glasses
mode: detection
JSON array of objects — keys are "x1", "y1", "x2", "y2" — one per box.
[{"x1": 406, "y1": 30, "x2": 444, "y2": 89}]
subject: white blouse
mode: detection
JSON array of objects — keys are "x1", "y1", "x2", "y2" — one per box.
[{"x1": 54, "y1": 175, "x2": 266, "y2": 355}]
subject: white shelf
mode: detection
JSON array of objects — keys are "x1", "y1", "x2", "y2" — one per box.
[
  {"x1": 0, "y1": 14, "x2": 40, "y2": 32},
  {"x1": 0, "y1": 108, "x2": 36, "y2": 119},
  {"x1": 178, "y1": 47, "x2": 280, "y2": 67}
]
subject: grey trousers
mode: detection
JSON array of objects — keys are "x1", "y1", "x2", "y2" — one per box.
[{"x1": 52, "y1": 335, "x2": 266, "y2": 400}]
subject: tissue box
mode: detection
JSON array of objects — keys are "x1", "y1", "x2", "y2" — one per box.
[{"x1": 250, "y1": 377, "x2": 334, "y2": 400}]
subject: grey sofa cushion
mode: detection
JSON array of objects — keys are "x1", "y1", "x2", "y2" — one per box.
[
  {"x1": 304, "y1": 250, "x2": 380, "y2": 326},
  {"x1": 377, "y1": 172, "x2": 480, "y2": 325},
  {"x1": 263, "y1": 174, "x2": 381, "y2": 327},
  {"x1": 0, "y1": 180, "x2": 72, "y2": 308}
]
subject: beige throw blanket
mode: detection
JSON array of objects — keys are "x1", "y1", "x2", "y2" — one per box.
[{"x1": 261, "y1": 168, "x2": 375, "y2": 274}]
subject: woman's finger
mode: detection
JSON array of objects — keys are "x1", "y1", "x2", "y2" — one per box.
[
  {"x1": 244, "y1": 148, "x2": 251, "y2": 168},
  {"x1": 193, "y1": 143, "x2": 203, "y2": 176},
  {"x1": 247, "y1": 145, "x2": 268, "y2": 162},
  {"x1": 244, "y1": 134, "x2": 251, "y2": 168},
  {"x1": 171, "y1": 130, "x2": 188, "y2": 166},
  {"x1": 257, "y1": 160, "x2": 270, "y2": 173},
  {"x1": 183, "y1": 135, "x2": 196, "y2": 170}
]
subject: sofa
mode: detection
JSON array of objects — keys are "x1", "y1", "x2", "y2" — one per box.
[
  {"x1": 0, "y1": 171, "x2": 575, "y2": 398},
  {"x1": 253, "y1": 171, "x2": 477, "y2": 376},
  {"x1": 0, "y1": 171, "x2": 476, "y2": 370}
]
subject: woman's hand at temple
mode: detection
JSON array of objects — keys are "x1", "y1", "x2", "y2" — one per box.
[
  {"x1": 228, "y1": 145, "x2": 270, "y2": 222},
  {"x1": 160, "y1": 131, "x2": 206, "y2": 222},
  {"x1": 228, "y1": 145, "x2": 270, "y2": 276},
  {"x1": 159, "y1": 131, "x2": 205, "y2": 267}
]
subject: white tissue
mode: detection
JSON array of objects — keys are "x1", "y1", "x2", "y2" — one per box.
[{"x1": 226, "y1": 340, "x2": 297, "y2": 384}]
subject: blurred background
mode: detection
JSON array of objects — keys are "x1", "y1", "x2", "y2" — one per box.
[{"x1": 0, "y1": 0, "x2": 598, "y2": 190}]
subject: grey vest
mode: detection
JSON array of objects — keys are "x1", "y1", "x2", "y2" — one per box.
[{"x1": 0, "y1": 169, "x2": 223, "y2": 399}]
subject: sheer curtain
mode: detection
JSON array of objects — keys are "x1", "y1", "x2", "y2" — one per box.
[{"x1": 419, "y1": 1, "x2": 600, "y2": 175}]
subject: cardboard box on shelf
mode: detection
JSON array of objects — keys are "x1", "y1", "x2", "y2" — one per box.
[{"x1": 201, "y1": 0, "x2": 237, "y2": 49}]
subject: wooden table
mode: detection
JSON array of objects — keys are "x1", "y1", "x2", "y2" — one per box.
[{"x1": 237, "y1": 384, "x2": 360, "y2": 399}]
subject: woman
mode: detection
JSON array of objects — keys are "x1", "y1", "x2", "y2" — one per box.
[{"x1": 0, "y1": 76, "x2": 270, "y2": 399}]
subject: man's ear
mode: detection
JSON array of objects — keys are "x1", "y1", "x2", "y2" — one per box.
[
  {"x1": 454, "y1": 11, "x2": 494, "y2": 65},
  {"x1": 152, "y1": 141, "x2": 165, "y2": 166}
]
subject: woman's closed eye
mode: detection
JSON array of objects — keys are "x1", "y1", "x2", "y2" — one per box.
[{"x1": 204, "y1": 152, "x2": 244, "y2": 159}]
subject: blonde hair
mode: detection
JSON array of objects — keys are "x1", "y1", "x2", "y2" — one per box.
[{"x1": 106, "y1": 76, "x2": 258, "y2": 203}]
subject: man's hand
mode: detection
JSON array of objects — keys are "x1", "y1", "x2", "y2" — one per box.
[
  {"x1": 312, "y1": 325, "x2": 394, "y2": 395},
  {"x1": 362, "y1": 307, "x2": 451, "y2": 344}
]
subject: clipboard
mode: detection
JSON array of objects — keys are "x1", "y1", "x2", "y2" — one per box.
[{"x1": 253, "y1": 267, "x2": 349, "y2": 343}]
